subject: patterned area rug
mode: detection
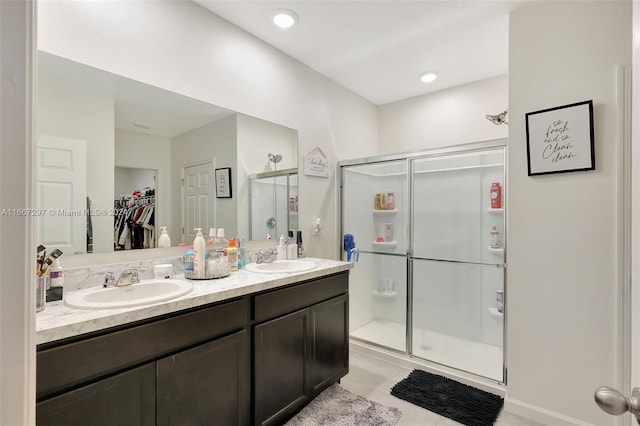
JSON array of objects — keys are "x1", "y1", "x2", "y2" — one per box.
[
  {"x1": 285, "y1": 384, "x2": 401, "y2": 426},
  {"x1": 391, "y1": 369, "x2": 504, "y2": 426}
]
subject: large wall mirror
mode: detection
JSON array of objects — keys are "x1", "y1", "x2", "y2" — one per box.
[{"x1": 36, "y1": 51, "x2": 298, "y2": 255}]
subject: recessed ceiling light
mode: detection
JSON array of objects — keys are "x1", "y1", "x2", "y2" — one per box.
[
  {"x1": 272, "y1": 9, "x2": 298, "y2": 29},
  {"x1": 420, "y1": 72, "x2": 438, "y2": 83}
]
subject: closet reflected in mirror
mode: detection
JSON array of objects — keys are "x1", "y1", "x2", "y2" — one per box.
[{"x1": 114, "y1": 167, "x2": 156, "y2": 251}]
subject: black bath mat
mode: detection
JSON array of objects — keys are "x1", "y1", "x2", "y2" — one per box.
[{"x1": 390, "y1": 369, "x2": 503, "y2": 426}]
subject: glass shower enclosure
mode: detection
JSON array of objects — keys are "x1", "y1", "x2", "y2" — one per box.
[
  {"x1": 340, "y1": 140, "x2": 506, "y2": 382},
  {"x1": 248, "y1": 168, "x2": 298, "y2": 240}
]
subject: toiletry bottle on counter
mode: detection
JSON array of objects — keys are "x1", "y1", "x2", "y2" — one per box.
[
  {"x1": 226, "y1": 238, "x2": 238, "y2": 272},
  {"x1": 297, "y1": 230, "x2": 305, "y2": 258},
  {"x1": 158, "y1": 226, "x2": 171, "y2": 248},
  {"x1": 277, "y1": 235, "x2": 287, "y2": 261},
  {"x1": 215, "y1": 228, "x2": 228, "y2": 256},
  {"x1": 184, "y1": 248, "x2": 194, "y2": 278},
  {"x1": 193, "y1": 228, "x2": 206, "y2": 278},
  {"x1": 238, "y1": 237, "x2": 246, "y2": 268},
  {"x1": 49, "y1": 258, "x2": 64, "y2": 288}
]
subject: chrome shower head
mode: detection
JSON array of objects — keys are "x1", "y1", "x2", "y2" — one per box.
[
  {"x1": 486, "y1": 110, "x2": 509, "y2": 126},
  {"x1": 268, "y1": 153, "x2": 283, "y2": 164}
]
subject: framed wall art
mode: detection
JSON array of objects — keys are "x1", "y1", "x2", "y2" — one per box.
[
  {"x1": 525, "y1": 100, "x2": 595, "y2": 176},
  {"x1": 215, "y1": 167, "x2": 232, "y2": 198}
]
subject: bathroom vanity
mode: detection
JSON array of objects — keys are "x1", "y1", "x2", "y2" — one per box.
[{"x1": 35, "y1": 258, "x2": 351, "y2": 426}]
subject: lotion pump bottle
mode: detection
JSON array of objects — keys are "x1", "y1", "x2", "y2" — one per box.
[
  {"x1": 193, "y1": 228, "x2": 206, "y2": 278},
  {"x1": 158, "y1": 227, "x2": 171, "y2": 248}
]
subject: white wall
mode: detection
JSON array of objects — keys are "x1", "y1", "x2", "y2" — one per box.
[
  {"x1": 0, "y1": 1, "x2": 35, "y2": 424},
  {"x1": 37, "y1": 79, "x2": 115, "y2": 253},
  {"x1": 237, "y1": 113, "x2": 297, "y2": 238},
  {"x1": 507, "y1": 2, "x2": 630, "y2": 425},
  {"x1": 37, "y1": 0, "x2": 378, "y2": 259},
  {"x1": 171, "y1": 115, "x2": 237, "y2": 243},
  {"x1": 378, "y1": 75, "x2": 508, "y2": 153},
  {"x1": 115, "y1": 128, "x2": 171, "y2": 240}
]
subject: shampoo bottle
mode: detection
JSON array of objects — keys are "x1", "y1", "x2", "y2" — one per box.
[
  {"x1": 158, "y1": 227, "x2": 171, "y2": 248},
  {"x1": 193, "y1": 228, "x2": 206, "y2": 278}
]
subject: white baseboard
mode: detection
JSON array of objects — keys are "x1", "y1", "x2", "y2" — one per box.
[{"x1": 504, "y1": 398, "x2": 601, "y2": 426}]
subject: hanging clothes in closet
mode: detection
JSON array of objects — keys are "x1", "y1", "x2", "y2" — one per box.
[{"x1": 114, "y1": 188, "x2": 155, "y2": 250}]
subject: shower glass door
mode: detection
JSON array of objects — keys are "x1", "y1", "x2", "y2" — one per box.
[
  {"x1": 342, "y1": 160, "x2": 408, "y2": 352},
  {"x1": 249, "y1": 169, "x2": 297, "y2": 240},
  {"x1": 410, "y1": 148, "x2": 505, "y2": 381}
]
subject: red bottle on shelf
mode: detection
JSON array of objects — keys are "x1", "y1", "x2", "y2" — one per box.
[{"x1": 490, "y1": 182, "x2": 502, "y2": 209}]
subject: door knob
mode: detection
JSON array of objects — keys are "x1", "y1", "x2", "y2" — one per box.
[{"x1": 595, "y1": 386, "x2": 640, "y2": 424}]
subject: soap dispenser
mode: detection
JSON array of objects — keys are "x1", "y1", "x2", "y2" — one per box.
[
  {"x1": 158, "y1": 226, "x2": 171, "y2": 248},
  {"x1": 193, "y1": 228, "x2": 206, "y2": 278}
]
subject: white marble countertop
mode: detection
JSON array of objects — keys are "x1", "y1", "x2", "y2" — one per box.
[{"x1": 36, "y1": 258, "x2": 352, "y2": 345}]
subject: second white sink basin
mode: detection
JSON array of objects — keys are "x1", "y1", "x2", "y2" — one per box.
[
  {"x1": 245, "y1": 260, "x2": 317, "y2": 274},
  {"x1": 64, "y1": 279, "x2": 193, "y2": 310}
]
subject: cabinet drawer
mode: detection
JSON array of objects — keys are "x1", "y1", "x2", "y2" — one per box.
[
  {"x1": 254, "y1": 272, "x2": 348, "y2": 323},
  {"x1": 37, "y1": 298, "x2": 248, "y2": 399}
]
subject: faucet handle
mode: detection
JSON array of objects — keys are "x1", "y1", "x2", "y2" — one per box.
[
  {"x1": 125, "y1": 266, "x2": 146, "y2": 283},
  {"x1": 97, "y1": 270, "x2": 116, "y2": 287}
]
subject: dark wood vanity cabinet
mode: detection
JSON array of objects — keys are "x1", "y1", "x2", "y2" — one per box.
[
  {"x1": 156, "y1": 330, "x2": 250, "y2": 426},
  {"x1": 37, "y1": 363, "x2": 156, "y2": 426},
  {"x1": 36, "y1": 271, "x2": 349, "y2": 426},
  {"x1": 253, "y1": 273, "x2": 349, "y2": 426}
]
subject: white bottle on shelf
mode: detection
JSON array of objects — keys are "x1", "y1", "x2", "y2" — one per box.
[{"x1": 490, "y1": 226, "x2": 500, "y2": 249}]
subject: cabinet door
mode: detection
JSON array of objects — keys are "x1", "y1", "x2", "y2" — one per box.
[
  {"x1": 156, "y1": 330, "x2": 250, "y2": 426},
  {"x1": 254, "y1": 309, "x2": 310, "y2": 426},
  {"x1": 37, "y1": 363, "x2": 155, "y2": 426},
  {"x1": 310, "y1": 294, "x2": 349, "y2": 394}
]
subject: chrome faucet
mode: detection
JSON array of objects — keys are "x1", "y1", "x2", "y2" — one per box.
[{"x1": 116, "y1": 267, "x2": 145, "y2": 287}]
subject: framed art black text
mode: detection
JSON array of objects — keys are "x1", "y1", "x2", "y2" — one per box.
[
  {"x1": 525, "y1": 100, "x2": 595, "y2": 176},
  {"x1": 215, "y1": 167, "x2": 232, "y2": 198}
]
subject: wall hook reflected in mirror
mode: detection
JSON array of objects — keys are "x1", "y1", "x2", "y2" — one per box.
[{"x1": 486, "y1": 110, "x2": 508, "y2": 126}]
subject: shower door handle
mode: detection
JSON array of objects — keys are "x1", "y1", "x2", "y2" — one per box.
[{"x1": 594, "y1": 386, "x2": 640, "y2": 424}]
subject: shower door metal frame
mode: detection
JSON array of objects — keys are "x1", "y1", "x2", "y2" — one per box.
[
  {"x1": 248, "y1": 168, "x2": 297, "y2": 240},
  {"x1": 338, "y1": 138, "x2": 508, "y2": 384}
]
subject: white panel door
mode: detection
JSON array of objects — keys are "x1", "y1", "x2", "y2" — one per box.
[
  {"x1": 182, "y1": 162, "x2": 214, "y2": 243},
  {"x1": 37, "y1": 135, "x2": 87, "y2": 255}
]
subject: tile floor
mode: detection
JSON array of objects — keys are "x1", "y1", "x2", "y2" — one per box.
[{"x1": 341, "y1": 349, "x2": 547, "y2": 426}]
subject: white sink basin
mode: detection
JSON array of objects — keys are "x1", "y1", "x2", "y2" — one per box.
[
  {"x1": 64, "y1": 279, "x2": 193, "y2": 310},
  {"x1": 245, "y1": 260, "x2": 317, "y2": 274}
]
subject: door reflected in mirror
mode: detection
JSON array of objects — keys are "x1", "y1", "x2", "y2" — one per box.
[{"x1": 36, "y1": 51, "x2": 298, "y2": 255}]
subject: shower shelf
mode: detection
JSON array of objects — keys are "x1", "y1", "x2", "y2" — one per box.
[
  {"x1": 488, "y1": 307, "x2": 504, "y2": 318},
  {"x1": 372, "y1": 241, "x2": 398, "y2": 247},
  {"x1": 488, "y1": 247, "x2": 504, "y2": 253},
  {"x1": 372, "y1": 290, "x2": 398, "y2": 297},
  {"x1": 488, "y1": 208, "x2": 504, "y2": 213},
  {"x1": 372, "y1": 209, "x2": 398, "y2": 214}
]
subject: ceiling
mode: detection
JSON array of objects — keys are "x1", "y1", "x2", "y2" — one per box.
[{"x1": 195, "y1": 0, "x2": 539, "y2": 105}]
